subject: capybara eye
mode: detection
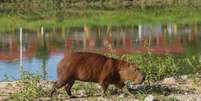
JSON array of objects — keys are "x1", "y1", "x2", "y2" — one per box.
[
  {"x1": 134, "y1": 69, "x2": 137, "y2": 71},
  {"x1": 132, "y1": 68, "x2": 137, "y2": 71}
]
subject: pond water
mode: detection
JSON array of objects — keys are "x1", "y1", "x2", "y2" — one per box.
[{"x1": 0, "y1": 23, "x2": 201, "y2": 81}]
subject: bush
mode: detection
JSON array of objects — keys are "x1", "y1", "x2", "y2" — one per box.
[{"x1": 7, "y1": 71, "x2": 47, "y2": 101}]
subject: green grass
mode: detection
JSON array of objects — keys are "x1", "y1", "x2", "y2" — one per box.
[{"x1": 0, "y1": 8, "x2": 201, "y2": 32}]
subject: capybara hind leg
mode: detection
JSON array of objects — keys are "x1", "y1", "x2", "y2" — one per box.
[
  {"x1": 65, "y1": 80, "x2": 75, "y2": 97},
  {"x1": 50, "y1": 81, "x2": 66, "y2": 97}
]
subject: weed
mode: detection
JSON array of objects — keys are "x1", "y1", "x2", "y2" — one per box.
[{"x1": 6, "y1": 71, "x2": 47, "y2": 101}]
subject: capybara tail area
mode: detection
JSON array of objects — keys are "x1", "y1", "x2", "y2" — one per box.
[{"x1": 49, "y1": 81, "x2": 66, "y2": 97}]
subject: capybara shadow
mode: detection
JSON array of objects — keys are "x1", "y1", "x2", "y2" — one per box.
[
  {"x1": 127, "y1": 84, "x2": 171, "y2": 96},
  {"x1": 127, "y1": 84, "x2": 193, "y2": 96},
  {"x1": 50, "y1": 52, "x2": 145, "y2": 97},
  {"x1": 69, "y1": 94, "x2": 102, "y2": 99}
]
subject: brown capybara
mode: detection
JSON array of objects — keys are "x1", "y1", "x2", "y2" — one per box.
[{"x1": 50, "y1": 52, "x2": 145, "y2": 97}]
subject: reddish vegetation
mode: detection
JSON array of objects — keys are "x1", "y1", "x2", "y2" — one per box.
[{"x1": 50, "y1": 52, "x2": 145, "y2": 97}]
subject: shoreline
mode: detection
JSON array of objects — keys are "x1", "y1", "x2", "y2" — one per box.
[{"x1": 0, "y1": 9, "x2": 201, "y2": 32}]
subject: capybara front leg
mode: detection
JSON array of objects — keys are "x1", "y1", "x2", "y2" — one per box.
[
  {"x1": 50, "y1": 81, "x2": 66, "y2": 97},
  {"x1": 115, "y1": 82, "x2": 125, "y2": 89},
  {"x1": 114, "y1": 82, "x2": 125, "y2": 94},
  {"x1": 100, "y1": 82, "x2": 109, "y2": 96},
  {"x1": 65, "y1": 80, "x2": 75, "y2": 97}
]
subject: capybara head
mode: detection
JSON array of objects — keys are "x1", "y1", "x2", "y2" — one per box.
[{"x1": 118, "y1": 61, "x2": 145, "y2": 85}]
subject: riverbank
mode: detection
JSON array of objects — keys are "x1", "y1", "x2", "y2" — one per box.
[
  {"x1": 1, "y1": 9, "x2": 201, "y2": 33},
  {"x1": 1, "y1": 74, "x2": 201, "y2": 101},
  {"x1": 1, "y1": 1, "x2": 201, "y2": 33}
]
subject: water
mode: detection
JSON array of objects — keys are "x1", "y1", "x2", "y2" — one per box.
[{"x1": 0, "y1": 23, "x2": 201, "y2": 81}]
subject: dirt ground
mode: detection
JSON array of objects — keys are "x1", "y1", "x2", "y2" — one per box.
[{"x1": 0, "y1": 75, "x2": 201, "y2": 101}]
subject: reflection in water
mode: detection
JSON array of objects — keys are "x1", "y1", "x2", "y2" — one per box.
[
  {"x1": 35, "y1": 28, "x2": 49, "y2": 80},
  {"x1": 0, "y1": 23, "x2": 201, "y2": 80}
]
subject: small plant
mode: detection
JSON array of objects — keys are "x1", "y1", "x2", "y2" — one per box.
[
  {"x1": 135, "y1": 91, "x2": 147, "y2": 101},
  {"x1": 72, "y1": 82, "x2": 99, "y2": 96},
  {"x1": 83, "y1": 83, "x2": 98, "y2": 96},
  {"x1": 6, "y1": 71, "x2": 47, "y2": 101},
  {"x1": 72, "y1": 81, "x2": 121, "y2": 97}
]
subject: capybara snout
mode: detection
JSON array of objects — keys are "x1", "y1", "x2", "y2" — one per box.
[
  {"x1": 50, "y1": 52, "x2": 145, "y2": 97},
  {"x1": 131, "y1": 67, "x2": 145, "y2": 84},
  {"x1": 132, "y1": 70, "x2": 145, "y2": 84},
  {"x1": 118, "y1": 63, "x2": 145, "y2": 85}
]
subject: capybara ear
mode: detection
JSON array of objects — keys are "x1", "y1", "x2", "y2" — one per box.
[{"x1": 127, "y1": 63, "x2": 132, "y2": 68}]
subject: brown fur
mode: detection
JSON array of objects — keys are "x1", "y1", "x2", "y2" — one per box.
[{"x1": 50, "y1": 52, "x2": 145, "y2": 97}]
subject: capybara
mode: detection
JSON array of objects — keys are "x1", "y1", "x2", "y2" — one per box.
[{"x1": 50, "y1": 52, "x2": 145, "y2": 97}]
